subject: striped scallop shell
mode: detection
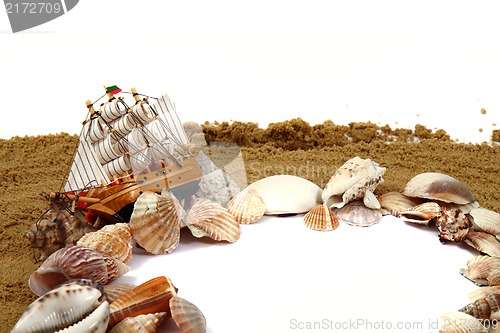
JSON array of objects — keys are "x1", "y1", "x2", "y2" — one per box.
[
  {"x1": 460, "y1": 255, "x2": 500, "y2": 286},
  {"x1": 109, "y1": 312, "x2": 168, "y2": 333},
  {"x1": 465, "y1": 232, "x2": 500, "y2": 258},
  {"x1": 77, "y1": 223, "x2": 132, "y2": 263},
  {"x1": 186, "y1": 199, "x2": 240, "y2": 242},
  {"x1": 130, "y1": 190, "x2": 184, "y2": 255},
  {"x1": 170, "y1": 296, "x2": 207, "y2": 333},
  {"x1": 109, "y1": 276, "x2": 177, "y2": 328},
  {"x1": 333, "y1": 200, "x2": 382, "y2": 227},
  {"x1": 227, "y1": 188, "x2": 266, "y2": 224},
  {"x1": 28, "y1": 245, "x2": 129, "y2": 296},
  {"x1": 303, "y1": 204, "x2": 339, "y2": 231}
]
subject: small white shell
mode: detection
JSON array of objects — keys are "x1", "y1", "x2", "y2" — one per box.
[
  {"x1": 334, "y1": 200, "x2": 382, "y2": 227},
  {"x1": 322, "y1": 156, "x2": 385, "y2": 209},
  {"x1": 247, "y1": 175, "x2": 323, "y2": 215}
]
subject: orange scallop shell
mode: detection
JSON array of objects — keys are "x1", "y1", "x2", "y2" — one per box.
[
  {"x1": 303, "y1": 204, "x2": 339, "y2": 231},
  {"x1": 226, "y1": 188, "x2": 265, "y2": 224}
]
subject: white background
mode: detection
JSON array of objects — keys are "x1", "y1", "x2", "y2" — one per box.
[
  {"x1": 1, "y1": 2, "x2": 497, "y2": 332},
  {"x1": 1, "y1": 0, "x2": 499, "y2": 142}
]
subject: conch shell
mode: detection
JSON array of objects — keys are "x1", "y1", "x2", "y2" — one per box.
[
  {"x1": 322, "y1": 156, "x2": 385, "y2": 209},
  {"x1": 459, "y1": 293, "x2": 500, "y2": 320},
  {"x1": 109, "y1": 312, "x2": 168, "y2": 333}
]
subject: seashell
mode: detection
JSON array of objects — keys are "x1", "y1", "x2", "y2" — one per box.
[
  {"x1": 185, "y1": 199, "x2": 240, "y2": 242},
  {"x1": 77, "y1": 222, "x2": 133, "y2": 263},
  {"x1": 303, "y1": 204, "x2": 339, "y2": 231},
  {"x1": 28, "y1": 245, "x2": 130, "y2": 296},
  {"x1": 465, "y1": 232, "x2": 500, "y2": 258},
  {"x1": 322, "y1": 156, "x2": 385, "y2": 209},
  {"x1": 170, "y1": 296, "x2": 207, "y2": 333},
  {"x1": 246, "y1": 175, "x2": 323, "y2": 215},
  {"x1": 129, "y1": 190, "x2": 185, "y2": 255},
  {"x1": 12, "y1": 281, "x2": 109, "y2": 333},
  {"x1": 470, "y1": 286, "x2": 500, "y2": 303},
  {"x1": 109, "y1": 312, "x2": 168, "y2": 333},
  {"x1": 226, "y1": 188, "x2": 266, "y2": 224},
  {"x1": 109, "y1": 276, "x2": 177, "y2": 328},
  {"x1": 377, "y1": 191, "x2": 423, "y2": 216},
  {"x1": 440, "y1": 200, "x2": 480, "y2": 215},
  {"x1": 397, "y1": 202, "x2": 442, "y2": 226},
  {"x1": 436, "y1": 208, "x2": 473, "y2": 243},
  {"x1": 488, "y1": 268, "x2": 500, "y2": 287},
  {"x1": 439, "y1": 311, "x2": 487, "y2": 333},
  {"x1": 470, "y1": 207, "x2": 500, "y2": 236},
  {"x1": 459, "y1": 293, "x2": 500, "y2": 320},
  {"x1": 460, "y1": 255, "x2": 500, "y2": 286},
  {"x1": 402, "y1": 172, "x2": 476, "y2": 205},
  {"x1": 25, "y1": 201, "x2": 97, "y2": 262},
  {"x1": 104, "y1": 283, "x2": 137, "y2": 303},
  {"x1": 333, "y1": 200, "x2": 382, "y2": 227}
]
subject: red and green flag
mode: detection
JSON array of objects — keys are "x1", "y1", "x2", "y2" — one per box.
[{"x1": 106, "y1": 85, "x2": 122, "y2": 95}]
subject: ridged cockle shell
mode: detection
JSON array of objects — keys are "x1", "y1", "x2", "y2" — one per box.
[
  {"x1": 226, "y1": 188, "x2": 266, "y2": 224},
  {"x1": 170, "y1": 296, "x2": 207, "y2": 333},
  {"x1": 28, "y1": 245, "x2": 130, "y2": 296},
  {"x1": 12, "y1": 281, "x2": 109, "y2": 333},
  {"x1": 303, "y1": 204, "x2": 339, "y2": 231},
  {"x1": 322, "y1": 156, "x2": 385, "y2": 209}
]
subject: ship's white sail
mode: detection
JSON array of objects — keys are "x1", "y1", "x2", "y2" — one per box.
[{"x1": 63, "y1": 91, "x2": 190, "y2": 192}]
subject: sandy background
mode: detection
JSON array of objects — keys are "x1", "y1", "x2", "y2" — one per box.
[{"x1": 1, "y1": 120, "x2": 499, "y2": 331}]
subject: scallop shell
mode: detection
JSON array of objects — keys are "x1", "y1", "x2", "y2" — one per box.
[
  {"x1": 439, "y1": 311, "x2": 487, "y2": 333},
  {"x1": 28, "y1": 245, "x2": 130, "y2": 296},
  {"x1": 170, "y1": 296, "x2": 207, "y2": 333},
  {"x1": 333, "y1": 200, "x2": 382, "y2": 227},
  {"x1": 402, "y1": 172, "x2": 476, "y2": 205},
  {"x1": 12, "y1": 282, "x2": 109, "y2": 333},
  {"x1": 378, "y1": 191, "x2": 423, "y2": 216},
  {"x1": 322, "y1": 156, "x2": 385, "y2": 209},
  {"x1": 226, "y1": 188, "x2": 266, "y2": 224},
  {"x1": 185, "y1": 199, "x2": 240, "y2": 242},
  {"x1": 77, "y1": 223, "x2": 133, "y2": 263},
  {"x1": 397, "y1": 202, "x2": 442, "y2": 225},
  {"x1": 459, "y1": 293, "x2": 500, "y2": 320},
  {"x1": 470, "y1": 207, "x2": 500, "y2": 236},
  {"x1": 109, "y1": 312, "x2": 168, "y2": 333},
  {"x1": 246, "y1": 175, "x2": 323, "y2": 215},
  {"x1": 109, "y1": 276, "x2": 177, "y2": 328},
  {"x1": 460, "y1": 255, "x2": 500, "y2": 286},
  {"x1": 104, "y1": 283, "x2": 137, "y2": 303},
  {"x1": 488, "y1": 268, "x2": 500, "y2": 287},
  {"x1": 465, "y1": 232, "x2": 500, "y2": 258},
  {"x1": 436, "y1": 208, "x2": 472, "y2": 243},
  {"x1": 303, "y1": 204, "x2": 339, "y2": 231},
  {"x1": 129, "y1": 190, "x2": 184, "y2": 255}
]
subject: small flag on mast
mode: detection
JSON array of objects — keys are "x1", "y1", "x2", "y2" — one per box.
[{"x1": 106, "y1": 85, "x2": 122, "y2": 95}]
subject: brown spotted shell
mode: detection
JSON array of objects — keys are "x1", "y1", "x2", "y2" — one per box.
[
  {"x1": 109, "y1": 276, "x2": 177, "y2": 328},
  {"x1": 129, "y1": 190, "x2": 184, "y2": 255},
  {"x1": 303, "y1": 204, "x2": 339, "y2": 231},
  {"x1": 402, "y1": 172, "x2": 475, "y2": 205},
  {"x1": 333, "y1": 200, "x2": 382, "y2": 227},
  {"x1": 186, "y1": 199, "x2": 240, "y2": 242},
  {"x1": 77, "y1": 223, "x2": 132, "y2": 263},
  {"x1": 436, "y1": 208, "x2": 472, "y2": 243},
  {"x1": 226, "y1": 188, "x2": 266, "y2": 224},
  {"x1": 28, "y1": 245, "x2": 130, "y2": 296},
  {"x1": 170, "y1": 296, "x2": 207, "y2": 333},
  {"x1": 108, "y1": 312, "x2": 168, "y2": 333}
]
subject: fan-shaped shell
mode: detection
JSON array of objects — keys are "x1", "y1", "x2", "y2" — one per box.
[
  {"x1": 303, "y1": 204, "x2": 339, "y2": 231},
  {"x1": 465, "y1": 232, "x2": 500, "y2": 258},
  {"x1": 28, "y1": 245, "x2": 130, "y2": 296},
  {"x1": 247, "y1": 175, "x2": 322, "y2": 215},
  {"x1": 439, "y1": 311, "x2": 487, "y2": 332},
  {"x1": 109, "y1": 276, "x2": 177, "y2": 328},
  {"x1": 334, "y1": 200, "x2": 382, "y2": 227},
  {"x1": 77, "y1": 223, "x2": 133, "y2": 263},
  {"x1": 226, "y1": 188, "x2": 266, "y2": 224},
  {"x1": 378, "y1": 191, "x2": 423, "y2": 216},
  {"x1": 109, "y1": 312, "x2": 168, "y2": 333},
  {"x1": 470, "y1": 207, "x2": 500, "y2": 236},
  {"x1": 460, "y1": 255, "x2": 500, "y2": 286},
  {"x1": 487, "y1": 268, "x2": 500, "y2": 287},
  {"x1": 322, "y1": 156, "x2": 385, "y2": 209},
  {"x1": 129, "y1": 190, "x2": 184, "y2": 255},
  {"x1": 402, "y1": 172, "x2": 475, "y2": 205},
  {"x1": 12, "y1": 282, "x2": 109, "y2": 333},
  {"x1": 186, "y1": 199, "x2": 240, "y2": 242},
  {"x1": 170, "y1": 296, "x2": 207, "y2": 333}
]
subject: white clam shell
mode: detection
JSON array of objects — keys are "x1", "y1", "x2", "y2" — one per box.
[
  {"x1": 322, "y1": 156, "x2": 385, "y2": 209},
  {"x1": 246, "y1": 175, "x2": 322, "y2": 215}
]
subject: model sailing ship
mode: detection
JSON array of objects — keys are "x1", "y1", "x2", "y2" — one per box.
[{"x1": 50, "y1": 86, "x2": 202, "y2": 223}]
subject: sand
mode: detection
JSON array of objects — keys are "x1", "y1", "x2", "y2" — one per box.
[{"x1": 1, "y1": 121, "x2": 499, "y2": 331}]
